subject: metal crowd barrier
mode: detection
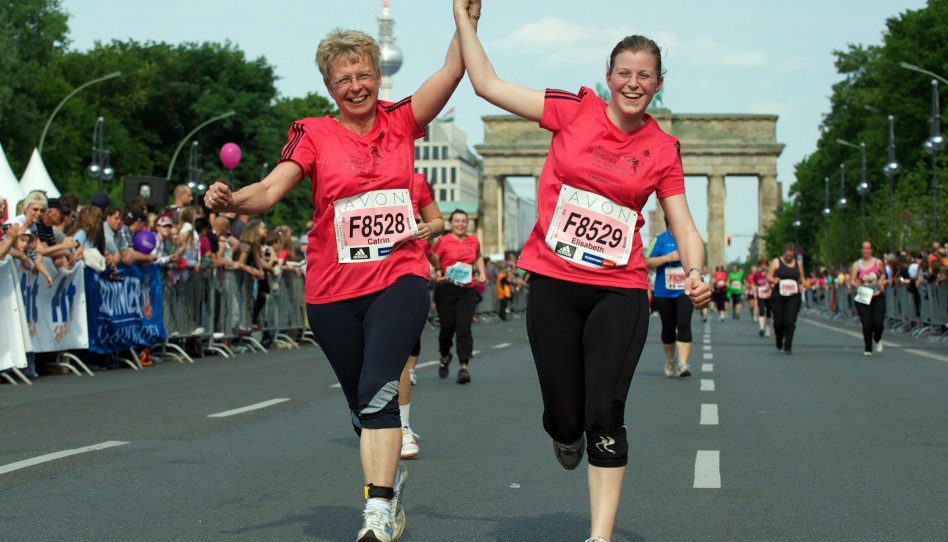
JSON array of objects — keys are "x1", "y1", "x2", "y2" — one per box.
[{"x1": 802, "y1": 280, "x2": 948, "y2": 340}]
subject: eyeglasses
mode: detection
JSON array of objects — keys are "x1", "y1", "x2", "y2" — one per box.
[
  {"x1": 611, "y1": 70, "x2": 658, "y2": 86},
  {"x1": 159, "y1": 224, "x2": 173, "y2": 228},
  {"x1": 332, "y1": 72, "x2": 376, "y2": 90}
]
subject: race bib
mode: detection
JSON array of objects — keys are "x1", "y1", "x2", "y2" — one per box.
[
  {"x1": 333, "y1": 189, "x2": 417, "y2": 264},
  {"x1": 730, "y1": 280, "x2": 742, "y2": 291},
  {"x1": 854, "y1": 285, "x2": 875, "y2": 305},
  {"x1": 757, "y1": 285, "x2": 772, "y2": 299},
  {"x1": 445, "y1": 262, "x2": 473, "y2": 285},
  {"x1": 664, "y1": 266, "x2": 685, "y2": 291},
  {"x1": 544, "y1": 185, "x2": 636, "y2": 269},
  {"x1": 779, "y1": 279, "x2": 799, "y2": 296}
]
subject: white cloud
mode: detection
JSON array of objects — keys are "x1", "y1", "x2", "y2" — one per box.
[{"x1": 748, "y1": 99, "x2": 791, "y2": 118}]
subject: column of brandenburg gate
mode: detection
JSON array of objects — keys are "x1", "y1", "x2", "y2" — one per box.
[{"x1": 473, "y1": 108, "x2": 785, "y2": 270}]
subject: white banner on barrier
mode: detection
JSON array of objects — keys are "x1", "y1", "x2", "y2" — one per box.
[
  {"x1": 0, "y1": 256, "x2": 31, "y2": 371},
  {"x1": 17, "y1": 260, "x2": 89, "y2": 353}
]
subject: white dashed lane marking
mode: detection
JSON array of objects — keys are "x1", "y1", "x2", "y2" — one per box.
[
  {"x1": 208, "y1": 398, "x2": 290, "y2": 418},
  {"x1": 702, "y1": 363, "x2": 713, "y2": 372},
  {"x1": 700, "y1": 379, "x2": 715, "y2": 392},
  {"x1": 700, "y1": 404, "x2": 719, "y2": 425},
  {"x1": 0, "y1": 441, "x2": 129, "y2": 475},
  {"x1": 694, "y1": 450, "x2": 722, "y2": 489}
]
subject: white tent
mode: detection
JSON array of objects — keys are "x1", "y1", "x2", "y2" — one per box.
[
  {"x1": 19, "y1": 148, "x2": 60, "y2": 198},
  {"x1": 0, "y1": 142, "x2": 27, "y2": 218}
]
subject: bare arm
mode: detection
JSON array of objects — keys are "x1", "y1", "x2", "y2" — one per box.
[
  {"x1": 661, "y1": 194, "x2": 710, "y2": 308},
  {"x1": 410, "y1": 22, "x2": 468, "y2": 127},
  {"x1": 415, "y1": 201, "x2": 445, "y2": 241},
  {"x1": 453, "y1": 0, "x2": 545, "y2": 122},
  {"x1": 204, "y1": 161, "x2": 304, "y2": 215}
]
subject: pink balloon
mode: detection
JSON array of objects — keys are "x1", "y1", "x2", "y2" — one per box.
[{"x1": 219, "y1": 142, "x2": 242, "y2": 170}]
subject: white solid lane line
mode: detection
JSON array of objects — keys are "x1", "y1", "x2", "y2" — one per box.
[
  {"x1": 799, "y1": 317, "x2": 902, "y2": 347},
  {"x1": 208, "y1": 398, "x2": 291, "y2": 418},
  {"x1": 700, "y1": 379, "x2": 716, "y2": 392},
  {"x1": 493, "y1": 343, "x2": 511, "y2": 349},
  {"x1": 702, "y1": 363, "x2": 714, "y2": 372},
  {"x1": 694, "y1": 450, "x2": 722, "y2": 489},
  {"x1": 905, "y1": 348, "x2": 948, "y2": 364},
  {"x1": 0, "y1": 441, "x2": 129, "y2": 475},
  {"x1": 415, "y1": 361, "x2": 439, "y2": 368},
  {"x1": 700, "y1": 404, "x2": 719, "y2": 425}
]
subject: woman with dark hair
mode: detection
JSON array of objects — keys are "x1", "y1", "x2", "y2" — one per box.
[
  {"x1": 751, "y1": 258, "x2": 773, "y2": 337},
  {"x1": 850, "y1": 240, "x2": 886, "y2": 356},
  {"x1": 454, "y1": 3, "x2": 711, "y2": 539},
  {"x1": 431, "y1": 208, "x2": 486, "y2": 384},
  {"x1": 711, "y1": 264, "x2": 729, "y2": 320},
  {"x1": 767, "y1": 243, "x2": 805, "y2": 354}
]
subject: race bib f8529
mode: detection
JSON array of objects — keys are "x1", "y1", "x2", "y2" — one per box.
[
  {"x1": 544, "y1": 185, "x2": 637, "y2": 269},
  {"x1": 333, "y1": 189, "x2": 417, "y2": 264}
]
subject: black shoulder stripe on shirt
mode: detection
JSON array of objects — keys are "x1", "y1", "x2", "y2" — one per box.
[
  {"x1": 546, "y1": 89, "x2": 580, "y2": 101},
  {"x1": 384, "y1": 96, "x2": 412, "y2": 113},
  {"x1": 281, "y1": 122, "x2": 305, "y2": 161}
]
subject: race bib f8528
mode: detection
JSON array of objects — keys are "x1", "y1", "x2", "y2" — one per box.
[
  {"x1": 333, "y1": 189, "x2": 416, "y2": 264},
  {"x1": 544, "y1": 185, "x2": 637, "y2": 269}
]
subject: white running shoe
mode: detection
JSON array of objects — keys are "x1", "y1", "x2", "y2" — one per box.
[
  {"x1": 864, "y1": 351, "x2": 872, "y2": 357},
  {"x1": 391, "y1": 463, "x2": 408, "y2": 540},
  {"x1": 400, "y1": 428, "x2": 419, "y2": 459},
  {"x1": 677, "y1": 362, "x2": 692, "y2": 378},
  {"x1": 408, "y1": 368, "x2": 417, "y2": 386},
  {"x1": 664, "y1": 361, "x2": 675, "y2": 378},
  {"x1": 357, "y1": 509, "x2": 393, "y2": 542},
  {"x1": 765, "y1": 328, "x2": 771, "y2": 337},
  {"x1": 875, "y1": 340, "x2": 883, "y2": 353}
]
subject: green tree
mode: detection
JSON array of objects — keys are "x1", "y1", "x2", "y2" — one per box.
[{"x1": 771, "y1": 0, "x2": 948, "y2": 266}]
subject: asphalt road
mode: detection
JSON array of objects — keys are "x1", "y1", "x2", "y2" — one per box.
[{"x1": 1, "y1": 309, "x2": 946, "y2": 541}]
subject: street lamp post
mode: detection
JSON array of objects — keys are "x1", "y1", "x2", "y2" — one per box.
[
  {"x1": 837, "y1": 163, "x2": 849, "y2": 267},
  {"x1": 187, "y1": 141, "x2": 206, "y2": 196},
  {"x1": 38, "y1": 71, "x2": 123, "y2": 154},
  {"x1": 924, "y1": 79, "x2": 944, "y2": 237},
  {"x1": 836, "y1": 139, "x2": 868, "y2": 224},
  {"x1": 883, "y1": 115, "x2": 900, "y2": 254},
  {"x1": 792, "y1": 202, "x2": 801, "y2": 247},
  {"x1": 86, "y1": 117, "x2": 115, "y2": 193},
  {"x1": 166, "y1": 110, "x2": 236, "y2": 180}
]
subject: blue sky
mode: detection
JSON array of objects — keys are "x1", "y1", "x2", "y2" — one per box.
[{"x1": 63, "y1": 0, "x2": 928, "y2": 260}]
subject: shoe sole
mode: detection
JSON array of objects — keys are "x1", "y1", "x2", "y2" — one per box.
[{"x1": 400, "y1": 446, "x2": 419, "y2": 459}]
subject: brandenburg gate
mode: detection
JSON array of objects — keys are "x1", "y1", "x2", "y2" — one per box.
[{"x1": 474, "y1": 109, "x2": 785, "y2": 269}]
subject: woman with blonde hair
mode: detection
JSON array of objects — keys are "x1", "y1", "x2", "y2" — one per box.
[{"x1": 204, "y1": 14, "x2": 462, "y2": 539}]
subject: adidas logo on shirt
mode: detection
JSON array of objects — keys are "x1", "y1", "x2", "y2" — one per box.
[
  {"x1": 554, "y1": 242, "x2": 576, "y2": 259},
  {"x1": 350, "y1": 247, "x2": 370, "y2": 260}
]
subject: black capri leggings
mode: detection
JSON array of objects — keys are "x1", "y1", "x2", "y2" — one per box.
[
  {"x1": 758, "y1": 297, "x2": 773, "y2": 318},
  {"x1": 436, "y1": 282, "x2": 477, "y2": 362},
  {"x1": 526, "y1": 274, "x2": 649, "y2": 468},
  {"x1": 307, "y1": 275, "x2": 429, "y2": 434},
  {"x1": 855, "y1": 292, "x2": 886, "y2": 352},
  {"x1": 652, "y1": 295, "x2": 694, "y2": 344}
]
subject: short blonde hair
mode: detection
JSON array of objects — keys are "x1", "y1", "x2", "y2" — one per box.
[
  {"x1": 315, "y1": 28, "x2": 381, "y2": 87},
  {"x1": 22, "y1": 192, "x2": 48, "y2": 211}
]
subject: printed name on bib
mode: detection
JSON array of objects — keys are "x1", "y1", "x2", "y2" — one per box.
[
  {"x1": 445, "y1": 262, "x2": 473, "y2": 286},
  {"x1": 664, "y1": 266, "x2": 685, "y2": 290},
  {"x1": 778, "y1": 279, "x2": 799, "y2": 296},
  {"x1": 544, "y1": 185, "x2": 637, "y2": 269},
  {"x1": 333, "y1": 189, "x2": 417, "y2": 264},
  {"x1": 757, "y1": 284, "x2": 772, "y2": 299}
]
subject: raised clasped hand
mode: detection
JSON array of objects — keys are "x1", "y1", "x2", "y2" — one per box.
[{"x1": 204, "y1": 181, "x2": 234, "y2": 212}]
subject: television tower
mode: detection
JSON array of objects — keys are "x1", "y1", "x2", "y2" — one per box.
[{"x1": 378, "y1": 0, "x2": 403, "y2": 101}]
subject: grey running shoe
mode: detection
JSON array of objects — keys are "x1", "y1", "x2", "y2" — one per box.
[
  {"x1": 391, "y1": 463, "x2": 408, "y2": 540},
  {"x1": 553, "y1": 435, "x2": 585, "y2": 470},
  {"x1": 664, "y1": 361, "x2": 675, "y2": 378},
  {"x1": 456, "y1": 368, "x2": 471, "y2": 384},
  {"x1": 356, "y1": 509, "x2": 393, "y2": 542},
  {"x1": 677, "y1": 362, "x2": 691, "y2": 378}
]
